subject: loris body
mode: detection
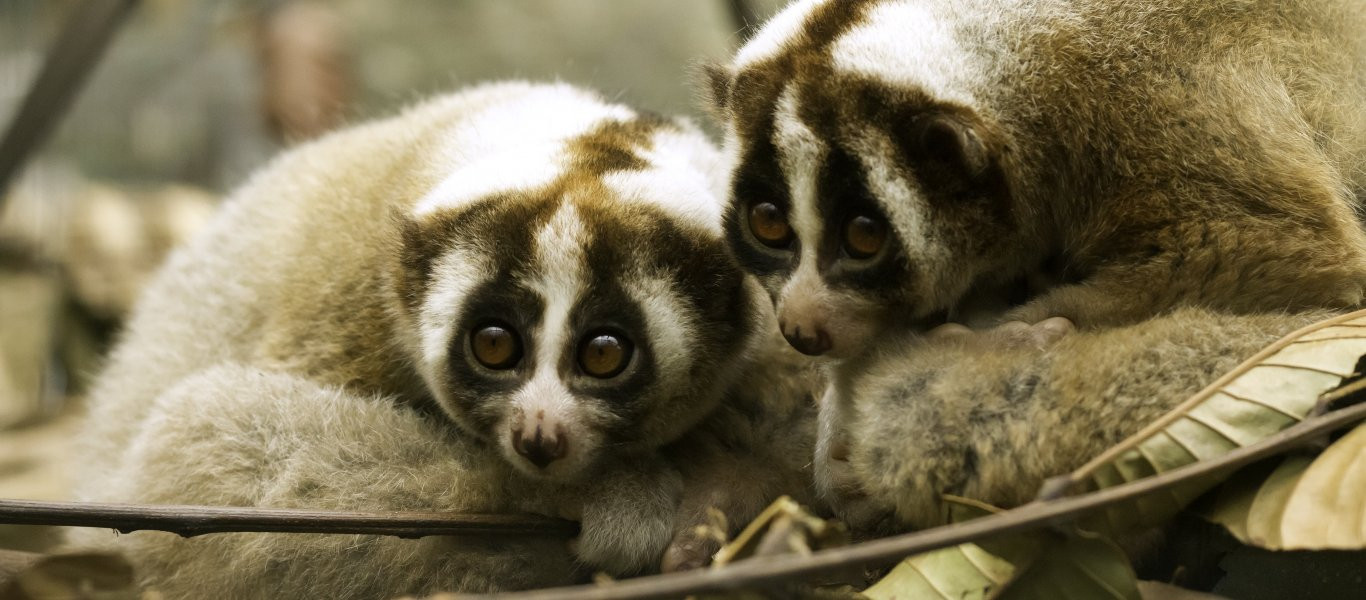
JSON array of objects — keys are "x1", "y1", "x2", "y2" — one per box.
[
  {"x1": 708, "y1": 0, "x2": 1366, "y2": 530},
  {"x1": 66, "y1": 82, "x2": 817, "y2": 596}
]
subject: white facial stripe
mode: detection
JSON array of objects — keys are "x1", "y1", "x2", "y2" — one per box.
[
  {"x1": 772, "y1": 85, "x2": 826, "y2": 269},
  {"x1": 513, "y1": 371, "x2": 579, "y2": 428},
  {"x1": 417, "y1": 241, "x2": 494, "y2": 402},
  {"x1": 733, "y1": 0, "x2": 830, "y2": 68},
  {"x1": 626, "y1": 273, "x2": 694, "y2": 390},
  {"x1": 529, "y1": 202, "x2": 589, "y2": 375},
  {"x1": 413, "y1": 83, "x2": 636, "y2": 216},
  {"x1": 830, "y1": 1, "x2": 978, "y2": 106},
  {"x1": 780, "y1": 258, "x2": 829, "y2": 314},
  {"x1": 848, "y1": 127, "x2": 961, "y2": 309},
  {"x1": 846, "y1": 128, "x2": 934, "y2": 259}
]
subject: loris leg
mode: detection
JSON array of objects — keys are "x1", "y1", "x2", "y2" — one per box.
[
  {"x1": 66, "y1": 364, "x2": 578, "y2": 597},
  {"x1": 660, "y1": 354, "x2": 823, "y2": 572},
  {"x1": 826, "y1": 308, "x2": 1333, "y2": 531}
]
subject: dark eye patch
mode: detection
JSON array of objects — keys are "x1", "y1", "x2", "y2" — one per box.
[
  {"x1": 724, "y1": 138, "x2": 800, "y2": 279},
  {"x1": 445, "y1": 277, "x2": 544, "y2": 431},
  {"x1": 577, "y1": 201, "x2": 756, "y2": 442}
]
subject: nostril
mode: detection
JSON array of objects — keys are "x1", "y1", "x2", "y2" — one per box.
[
  {"x1": 515, "y1": 425, "x2": 567, "y2": 469},
  {"x1": 812, "y1": 328, "x2": 832, "y2": 354},
  {"x1": 783, "y1": 324, "x2": 832, "y2": 356}
]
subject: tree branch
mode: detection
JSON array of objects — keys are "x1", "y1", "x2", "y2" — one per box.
[
  {"x1": 0, "y1": 0, "x2": 140, "y2": 201},
  {"x1": 0, "y1": 499, "x2": 577, "y2": 539},
  {"x1": 470, "y1": 401, "x2": 1366, "y2": 600}
]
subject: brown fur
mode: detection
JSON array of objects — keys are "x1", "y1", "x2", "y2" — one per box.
[
  {"x1": 712, "y1": 0, "x2": 1366, "y2": 333},
  {"x1": 64, "y1": 82, "x2": 818, "y2": 595},
  {"x1": 710, "y1": 0, "x2": 1366, "y2": 537}
]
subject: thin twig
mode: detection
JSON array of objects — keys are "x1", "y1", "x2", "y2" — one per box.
[
  {"x1": 0, "y1": 499, "x2": 577, "y2": 539},
  {"x1": 0, "y1": 0, "x2": 140, "y2": 200},
  {"x1": 468, "y1": 401, "x2": 1366, "y2": 600}
]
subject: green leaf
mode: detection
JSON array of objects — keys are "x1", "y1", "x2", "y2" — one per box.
[
  {"x1": 1053, "y1": 310, "x2": 1366, "y2": 536},
  {"x1": 1201, "y1": 423, "x2": 1366, "y2": 549}
]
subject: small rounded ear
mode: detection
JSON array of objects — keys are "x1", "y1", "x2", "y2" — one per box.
[
  {"x1": 390, "y1": 211, "x2": 440, "y2": 312},
  {"x1": 695, "y1": 62, "x2": 736, "y2": 116},
  {"x1": 912, "y1": 113, "x2": 991, "y2": 178}
]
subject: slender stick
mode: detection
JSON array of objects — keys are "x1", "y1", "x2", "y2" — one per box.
[
  {"x1": 0, "y1": 499, "x2": 577, "y2": 539},
  {"x1": 470, "y1": 402, "x2": 1366, "y2": 600},
  {"x1": 0, "y1": 0, "x2": 140, "y2": 200}
]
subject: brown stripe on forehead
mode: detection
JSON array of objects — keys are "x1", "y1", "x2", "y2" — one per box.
[
  {"x1": 394, "y1": 192, "x2": 560, "y2": 315},
  {"x1": 729, "y1": 0, "x2": 879, "y2": 117},
  {"x1": 563, "y1": 113, "x2": 676, "y2": 176},
  {"x1": 397, "y1": 112, "x2": 683, "y2": 316},
  {"x1": 725, "y1": 0, "x2": 882, "y2": 198}
]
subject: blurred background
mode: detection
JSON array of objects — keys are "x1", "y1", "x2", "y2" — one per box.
[{"x1": 0, "y1": 0, "x2": 785, "y2": 553}]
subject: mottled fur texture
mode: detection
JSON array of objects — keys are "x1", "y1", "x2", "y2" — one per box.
[
  {"x1": 708, "y1": 0, "x2": 1366, "y2": 532},
  {"x1": 65, "y1": 82, "x2": 819, "y2": 596},
  {"x1": 820, "y1": 309, "x2": 1334, "y2": 531}
]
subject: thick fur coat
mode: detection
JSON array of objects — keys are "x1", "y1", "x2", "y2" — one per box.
[
  {"x1": 708, "y1": 0, "x2": 1366, "y2": 531},
  {"x1": 66, "y1": 82, "x2": 819, "y2": 596}
]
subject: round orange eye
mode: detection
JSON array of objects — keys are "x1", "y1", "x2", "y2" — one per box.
[
  {"x1": 843, "y1": 214, "x2": 887, "y2": 259},
  {"x1": 578, "y1": 332, "x2": 633, "y2": 378},
  {"x1": 471, "y1": 324, "x2": 522, "y2": 369},
  {"x1": 748, "y1": 202, "x2": 793, "y2": 247}
]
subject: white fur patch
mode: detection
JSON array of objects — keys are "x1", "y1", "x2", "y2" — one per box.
[
  {"x1": 600, "y1": 122, "x2": 728, "y2": 232},
  {"x1": 413, "y1": 144, "x2": 562, "y2": 216},
  {"x1": 624, "y1": 273, "x2": 694, "y2": 392},
  {"x1": 733, "y1": 0, "x2": 829, "y2": 68},
  {"x1": 847, "y1": 126, "x2": 958, "y2": 310},
  {"x1": 413, "y1": 84, "x2": 635, "y2": 217},
  {"x1": 830, "y1": 1, "x2": 978, "y2": 106},
  {"x1": 528, "y1": 202, "x2": 589, "y2": 372},
  {"x1": 847, "y1": 127, "x2": 934, "y2": 261},
  {"x1": 416, "y1": 242, "x2": 494, "y2": 404},
  {"x1": 771, "y1": 85, "x2": 826, "y2": 269}
]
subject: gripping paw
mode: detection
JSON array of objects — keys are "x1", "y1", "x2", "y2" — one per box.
[
  {"x1": 573, "y1": 464, "x2": 682, "y2": 575},
  {"x1": 926, "y1": 316, "x2": 1074, "y2": 351},
  {"x1": 815, "y1": 436, "x2": 895, "y2": 532}
]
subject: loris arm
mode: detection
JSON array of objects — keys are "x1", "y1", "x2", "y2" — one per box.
[{"x1": 823, "y1": 308, "x2": 1336, "y2": 531}]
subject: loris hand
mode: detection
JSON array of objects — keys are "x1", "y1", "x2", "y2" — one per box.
[
  {"x1": 925, "y1": 316, "x2": 1075, "y2": 350},
  {"x1": 817, "y1": 317, "x2": 1074, "y2": 532}
]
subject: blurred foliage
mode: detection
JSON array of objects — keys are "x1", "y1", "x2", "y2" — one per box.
[{"x1": 4, "y1": 0, "x2": 786, "y2": 192}]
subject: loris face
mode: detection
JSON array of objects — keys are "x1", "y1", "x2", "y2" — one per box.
[
  {"x1": 394, "y1": 114, "x2": 760, "y2": 483},
  {"x1": 709, "y1": 0, "x2": 1035, "y2": 360}
]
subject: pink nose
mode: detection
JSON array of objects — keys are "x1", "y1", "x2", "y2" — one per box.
[{"x1": 512, "y1": 424, "x2": 567, "y2": 469}]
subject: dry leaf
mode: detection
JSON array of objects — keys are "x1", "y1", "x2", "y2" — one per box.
[
  {"x1": 693, "y1": 497, "x2": 855, "y2": 600},
  {"x1": 1049, "y1": 309, "x2": 1366, "y2": 535},
  {"x1": 864, "y1": 498, "x2": 1138, "y2": 600},
  {"x1": 1200, "y1": 423, "x2": 1366, "y2": 549},
  {"x1": 709, "y1": 496, "x2": 847, "y2": 568}
]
